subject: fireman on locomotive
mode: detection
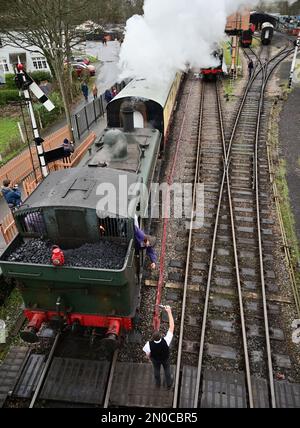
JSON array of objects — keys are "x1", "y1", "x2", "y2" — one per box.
[{"x1": 134, "y1": 225, "x2": 157, "y2": 270}]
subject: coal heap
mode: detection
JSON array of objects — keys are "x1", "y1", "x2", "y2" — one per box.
[{"x1": 5, "y1": 239, "x2": 128, "y2": 270}]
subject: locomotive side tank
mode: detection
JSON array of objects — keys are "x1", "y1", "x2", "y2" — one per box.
[
  {"x1": 261, "y1": 22, "x2": 274, "y2": 45},
  {"x1": 0, "y1": 73, "x2": 183, "y2": 344}
]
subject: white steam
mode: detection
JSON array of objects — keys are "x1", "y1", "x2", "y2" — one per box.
[{"x1": 119, "y1": 0, "x2": 297, "y2": 83}]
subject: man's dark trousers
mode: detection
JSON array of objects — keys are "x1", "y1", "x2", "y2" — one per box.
[{"x1": 151, "y1": 358, "x2": 172, "y2": 387}]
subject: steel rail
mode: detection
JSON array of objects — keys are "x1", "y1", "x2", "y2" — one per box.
[
  {"x1": 252, "y1": 46, "x2": 295, "y2": 409},
  {"x1": 254, "y1": 62, "x2": 277, "y2": 408},
  {"x1": 192, "y1": 69, "x2": 258, "y2": 408},
  {"x1": 193, "y1": 45, "x2": 292, "y2": 408},
  {"x1": 103, "y1": 349, "x2": 119, "y2": 408},
  {"x1": 173, "y1": 79, "x2": 205, "y2": 407},
  {"x1": 29, "y1": 333, "x2": 60, "y2": 408}
]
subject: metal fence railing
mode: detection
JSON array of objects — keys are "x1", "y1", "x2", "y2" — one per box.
[{"x1": 72, "y1": 80, "x2": 127, "y2": 140}]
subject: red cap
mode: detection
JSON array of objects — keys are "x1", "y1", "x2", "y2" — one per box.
[{"x1": 16, "y1": 63, "x2": 24, "y2": 72}]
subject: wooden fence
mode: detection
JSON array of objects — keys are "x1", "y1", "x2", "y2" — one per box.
[
  {"x1": 1, "y1": 132, "x2": 96, "y2": 245},
  {"x1": 0, "y1": 126, "x2": 70, "y2": 186},
  {"x1": 0, "y1": 212, "x2": 18, "y2": 245}
]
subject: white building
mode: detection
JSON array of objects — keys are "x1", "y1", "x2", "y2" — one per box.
[{"x1": 0, "y1": 36, "x2": 50, "y2": 77}]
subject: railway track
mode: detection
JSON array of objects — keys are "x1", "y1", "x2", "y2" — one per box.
[
  {"x1": 1, "y1": 41, "x2": 299, "y2": 410},
  {"x1": 169, "y1": 43, "x2": 297, "y2": 409}
]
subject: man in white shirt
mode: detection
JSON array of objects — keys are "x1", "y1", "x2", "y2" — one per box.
[{"x1": 143, "y1": 305, "x2": 174, "y2": 388}]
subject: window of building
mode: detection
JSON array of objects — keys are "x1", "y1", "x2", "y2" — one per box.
[
  {"x1": 0, "y1": 59, "x2": 9, "y2": 73},
  {"x1": 32, "y1": 57, "x2": 48, "y2": 70}
]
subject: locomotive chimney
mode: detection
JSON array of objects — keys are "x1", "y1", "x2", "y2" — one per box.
[{"x1": 121, "y1": 101, "x2": 134, "y2": 133}]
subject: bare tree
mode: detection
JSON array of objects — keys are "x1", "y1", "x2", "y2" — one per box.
[{"x1": 0, "y1": 0, "x2": 89, "y2": 140}]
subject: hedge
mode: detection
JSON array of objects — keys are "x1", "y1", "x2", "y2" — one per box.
[
  {"x1": 33, "y1": 91, "x2": 64, "y2": 128},
  {"x1": 2, "y1": 74, "x2": 16, "y2": 89},
  {"x1": 0, "y1": 89, "x2": 20, "y2": 105},
  {"x1": 30, "y1": 71, "x2": 52, "y2": 84},
  {"x1": 2, "y1": 71, "x2": 52, "y2": 90}
]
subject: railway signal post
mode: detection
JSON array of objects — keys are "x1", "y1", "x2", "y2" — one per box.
[
  {"x1": 15, "y1": 62, "x2": 55, "y2": 179},
  {"x1": 288, "y1": 35, "x2": 300, "y2": 88}
]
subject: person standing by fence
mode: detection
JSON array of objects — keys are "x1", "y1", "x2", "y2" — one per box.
[
  {"x1": 111, "y1": 86, "x2": 118, "y2": 98},
  {"x1": 1, "y1": 180, "x2": 22, "y2": 211},
  {"x1": 81, "y1": 81, "x2": 89, "y2": 102},
  {"x1": 92, "y1": 84, "x2": 98, "y2": 100},
  {"x1": 104, "y1": 89, "x2": 113, "y2": 103}
]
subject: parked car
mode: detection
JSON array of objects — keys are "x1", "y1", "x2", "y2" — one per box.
[
  {"x1": 71, "y1": 56, "x2": 90, "y2": 65},
  {"x1": 71, "y1": 62, "x2": 95, "y2": 77}
]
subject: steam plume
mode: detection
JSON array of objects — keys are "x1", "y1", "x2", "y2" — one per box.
[{"x1": 119, "y1": 0, "x2": 297, "y2": 83}]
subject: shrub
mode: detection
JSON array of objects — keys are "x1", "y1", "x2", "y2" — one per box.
[
  {"x1": 33, "y1": 91, "x2": 64, "y2": 128},
  {"x1": 30, "y1": 71, "x2": 52, "y2": 84},
  {"x1": 1, "y1": 71, "x2": 52, "y2": 91},
  {"x1": 2, "y1": 74, "x2": 16, "y2": 89},
  {"x1": 0, "y1": 89, "x2": 20, "y2": 105}
]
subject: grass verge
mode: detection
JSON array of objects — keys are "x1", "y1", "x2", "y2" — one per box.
[
  {"x1": 0, "y1": 117, "x2": 20, "y2": 152},
  {"x1": 0, "y1": 288, "x2": 23, "y2": 362}
]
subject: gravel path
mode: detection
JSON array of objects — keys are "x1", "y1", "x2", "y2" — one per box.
[{"x1": 279, "y1": 86, "x2": 300, "y2": 241}]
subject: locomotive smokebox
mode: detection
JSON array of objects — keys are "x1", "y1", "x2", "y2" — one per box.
[{"x1": 121, "y1": 101, "x2": 134, "y2": 133}]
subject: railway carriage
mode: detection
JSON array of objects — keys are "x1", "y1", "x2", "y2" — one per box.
[
  {"x1": 107, "y1": 72, "x2": 182, "y2": 150},
  {"x1": 0, "y1": 72, "x2": 183, "y2": 345}
]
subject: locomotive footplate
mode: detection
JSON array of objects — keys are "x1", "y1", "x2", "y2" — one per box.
[
  {"x1": 40, "y1": 357, "x2": 110, "y2": 405},
  {"x1": 110, "y1": 363, "x2": 175, "y2": 408}
]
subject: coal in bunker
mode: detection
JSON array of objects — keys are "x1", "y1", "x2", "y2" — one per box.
[{"x1": 5, "y1": 239, "x2": 128, "y2": 270}]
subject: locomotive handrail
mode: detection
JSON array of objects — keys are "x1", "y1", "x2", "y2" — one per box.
[
  {"x1": 8, "y1": 271, "x2": 41, "y2": 277},
  {"x1": 78, "y1": 276, "x2": 113, "y2": 283}
]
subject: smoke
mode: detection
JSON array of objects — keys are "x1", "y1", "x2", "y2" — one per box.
[{"x1": 119, "y1": 0, "x2": 297, "y2": 83}]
